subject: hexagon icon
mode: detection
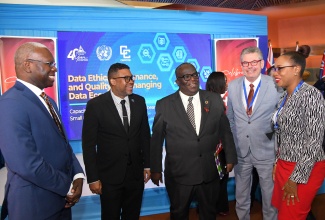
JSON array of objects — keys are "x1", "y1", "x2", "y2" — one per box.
[
  {"x1": 168, "y1": 69, "x2": 178, "y2": 90},
  {"x1": 172, "y1": 46, "x2": 187, "y2": 63},
  {"x1": 200, "y1": 66, "x2": 212, "y2": 82},
  {"x1": 153, "y1": 33, "x2": 170, "y2": 51},
  {"x1": 187, "y1": 58, "x2": 200, "y2": 72},
  {"x1": 157, "y1": 53, "x2": 174, "y2": 72},
  {"x1": 137, "y1": 44, "x2": 156, "y2": 64}
]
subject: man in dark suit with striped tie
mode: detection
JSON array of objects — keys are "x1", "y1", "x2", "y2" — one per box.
[{"x1": 150, "y1": 62, "x2": 237, "y2": 220}]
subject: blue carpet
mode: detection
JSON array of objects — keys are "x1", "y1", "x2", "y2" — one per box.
[
  {"x1": 1, "y1": 178, "x2": 324, "y2": 219},
  {"x1": 71, "y1": 177, "x2": 236, "y2": 219}
]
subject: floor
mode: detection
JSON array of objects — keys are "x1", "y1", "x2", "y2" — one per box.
[{"x1": 140, "y1": 194, "x2": 325, "y2": 220}]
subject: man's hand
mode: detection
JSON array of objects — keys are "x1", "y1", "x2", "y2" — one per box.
[
  {"x1": 151, "y1": 172, "x2": 163, "y2": 186},
  {"x1": 144, "y1": 170, "x2": 151, "y2": 183},
  {"x1": 89, "y1": 180, "x2": 102, "y2": 195},
  {"x1": 226, "y1": 163, "x2": 234, "y2": 173},
  {"x1": 65, "y1": 178, "x2": 83, "y2": 208}
]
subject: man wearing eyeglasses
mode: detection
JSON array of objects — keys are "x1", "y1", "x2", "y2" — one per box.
[
  {"x1": 0, "y1": 42, "x2": 84, "y2": 220},
  {"x1": 150, "y1": 62, "x2": 237, "y2": 220},
  {"x1": 82, "y1": 63, "x2": 151, "y2": 220},
  {"x1": 227, "y1": 46, "x2": 282, "y2": 220}
]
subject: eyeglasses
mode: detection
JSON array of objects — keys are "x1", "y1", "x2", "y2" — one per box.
[
  {"x1": 177, "y1": 72, "x2": 200, "y2": 81},
  {"x1": 241, "y1": 60, "x2": 262, "y2": 67},
  {"x1": 112, "y1": 75, "x2": 135, "y2": 83},
  {"x1": 26, "y1": 59, "x2": 56, "y2": 68},
  {"x1": 271, "y1": 65, "x2": 296, "y2": 72}
]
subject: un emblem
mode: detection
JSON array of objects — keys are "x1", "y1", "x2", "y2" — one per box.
[{"x1": 96, "y1": 45, "x2": 112, "y2": 61}]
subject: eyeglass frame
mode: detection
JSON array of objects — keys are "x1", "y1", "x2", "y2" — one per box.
[
  {"x1": 177, "y1": 72, "x2": 200, "y2": 81},
  {"x1": 271, "y1": 65, "x2": 296, "y2": 72},
  {"x1": 241, "y1": 59, "x2": 262, "y2": 67},
  {"x1": 112, "y1": 75, "x2": 136, "y2": 83},
  {"x1": 26, "y1": 59, "x2": 56, "y2": 68}
]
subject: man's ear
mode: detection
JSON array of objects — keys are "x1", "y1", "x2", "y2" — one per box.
[
  {"x1": 109, "y1": 78, "x2": 116, "y2": 86},
  {"x1": 175, "y1": 79, "x2": 180, "y2": 86},
  {"x1": 260, "y1": 59, "x2": 265, "y2": 69},
  {"x1": 22, "y1": 60, "x2": 32, "y2": 73}
]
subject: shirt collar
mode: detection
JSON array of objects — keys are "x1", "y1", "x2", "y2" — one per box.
[
  {"x1": 110, "y1": 90, "x2": 129, "y2": 105},
  {"x1": 244, "y1": 74, "x2": 261, "y2": 88},
  {"x1": 17, "y1": 79, "x2": 44, "y2": 96},
  {"x1": 179, "y1": 90, "x2": 200, "y2": 101}
]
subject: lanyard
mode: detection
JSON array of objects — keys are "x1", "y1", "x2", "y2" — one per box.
[
  {"x1": 243, "y1": 80, "x2": 261, "y2": 110},
  {"x1": 274, "y1": 80, "x2": 304, "y2": 129}
]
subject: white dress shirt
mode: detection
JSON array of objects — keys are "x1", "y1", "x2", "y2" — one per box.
[{"x1": 242, "y1": 74, "x2": 261, "y2": 112}]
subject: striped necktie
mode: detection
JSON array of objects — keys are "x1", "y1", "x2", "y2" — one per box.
[
  {"x1": 187, "y1": 97, "x2": 196, "y2": 130},
  {"x1": 247, "y1": 84, "x2": 254, "y2": 115},
  {"x1": 40, "y1": 92, "x2": 66, "y2": 140}
]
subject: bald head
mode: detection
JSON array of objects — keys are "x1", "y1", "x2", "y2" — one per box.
[
  {"x1": 14, "y1": 42, "x2": 56, "y2": 89},
  {"x1": 14, "y1": 42, "x2": 47, "y2": 67}
]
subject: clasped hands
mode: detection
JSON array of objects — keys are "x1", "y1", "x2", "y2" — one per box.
[{"x1": 65, "y1": 178, "x2": 83, "y2": 208}]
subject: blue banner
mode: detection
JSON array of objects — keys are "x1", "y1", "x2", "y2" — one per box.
[{"x1": 58, "y1": 32, "x2": 212, "y2": 140}]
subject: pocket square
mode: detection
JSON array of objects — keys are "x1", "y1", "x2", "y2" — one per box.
[{"x1": 266, "y1": 132, "x2": 274, "y2": 140}]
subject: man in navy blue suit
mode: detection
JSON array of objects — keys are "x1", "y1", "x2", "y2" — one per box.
[{"x1": 0, "y1": 42, "x2": 84, "y2": 220}]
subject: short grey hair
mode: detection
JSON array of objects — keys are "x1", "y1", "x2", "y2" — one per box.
[{"x1": 240, "y1": 46, "x2": 263, "y2": 62}]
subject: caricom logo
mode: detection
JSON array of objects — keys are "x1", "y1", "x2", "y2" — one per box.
[
  {"x1": 96, "y1": 45, "x2": 112, "y2": 61},
  {"x1": 120, "y1": 45, "x2": 131, "y2": 61},
  {"x1": 67, "y1": 45, "x2": 88, "y2": 62}
]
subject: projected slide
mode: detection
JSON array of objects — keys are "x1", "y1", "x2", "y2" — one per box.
[{"x1": 58, "y1": 32, "x2": 212, "y2": 140}]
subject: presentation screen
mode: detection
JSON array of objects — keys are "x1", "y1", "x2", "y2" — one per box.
[{"x1": 58, "y1": 32, "x2": 212, "y2": 140}]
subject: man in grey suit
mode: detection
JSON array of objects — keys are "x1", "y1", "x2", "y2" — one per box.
[
  {"x1": 150, "y1": 63, "x2": 237, "y2": 220},
  {"x1": 227, "y1": 46, "x2": 281, "y2": 220}
]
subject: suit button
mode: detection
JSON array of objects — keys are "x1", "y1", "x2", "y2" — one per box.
[
  {"x1": 125, "y1": 154, "x2": 128, "y2": 157},
  {"x1": 248, "y1": 122, "x2": 251, "y2": 124},
  {"x1": 197, "y1": 138, "x2": 200, "y2": 142},
  {"x1": 247, "y1": 135, "x2": 249, "y2": 138},
  {"x1": 199, "y1": 154, "x2": 202, "y2": 157},
  {"x1": 127, "y1": 139, "x2": 130, "y2": 141}
]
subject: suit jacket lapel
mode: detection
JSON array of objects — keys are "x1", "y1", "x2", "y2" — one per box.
[
  {"x1": 237, "y1": 78, "x2": 247, "y2": 115},
  {"x1": 15, "y1": 82, "x2": 63, "y2": 137},
  {"x1": 199, "y1": 91, "x2": 210, "y2": 135},
  {"x1": 128, "y1": 94, "x2": 136, "y2": 133},
  {"x1": 105, "y1": 91, "x2": 127, "y2": 134},
  {"x1": 251, "y1": 75, "x2": 268, "y2": 116},
  {"x1": 172, "y1": 91, "x2": 196, "y2": 134}
]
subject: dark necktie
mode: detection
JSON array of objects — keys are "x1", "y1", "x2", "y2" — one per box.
[
  {"x1": 40, "y1": 92, "x2": 66, "y2": 140},
  {"x1": 247, "y1": 84, "x2": 254, "y2": 115},
  {"x1": 120, "y1": 100, "x2": 129, "y2": 132},
  {"x1": 187, "y1": 97, "x2": 196, "y2": 130}
]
